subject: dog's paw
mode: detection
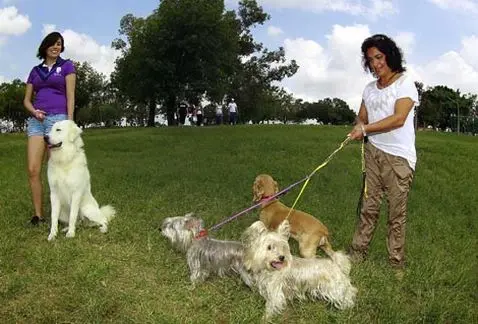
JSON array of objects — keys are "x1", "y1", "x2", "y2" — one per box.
[
  {"x1": 61, "y1": 227, "x2": 69, "y2": 233},
  {"x1": 65, "y1": 230, "x2": 76, "y2": 238},
  {"x1": 47, "y1": 232, "x2": 57, "y2": 241},
  {"x1": 99, "y1": 224, "x2": 108, "y2": 233}
]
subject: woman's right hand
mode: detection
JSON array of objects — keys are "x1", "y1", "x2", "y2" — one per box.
[{"x1": 33, "y1": 109, "x2": 47, "y2": 121}]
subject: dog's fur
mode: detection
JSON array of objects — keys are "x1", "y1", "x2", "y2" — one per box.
[
  {"x1": 242, "y1": 220, "x2": 357, "y2": 322},
  {"x1": 253, "y1": 174, "x2": 334, "y2": 258},
  {"x1": 161, "y1": 213, "x2": 253, "y2": 288},
  {"x1": 45, "y1": 120, "x2": 116, "y2": 241}
]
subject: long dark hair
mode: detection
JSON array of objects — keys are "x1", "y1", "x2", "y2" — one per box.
[
  {"x1": 361, "y1": 34, "x2": 406, "y2": 77},
  {"x1": 37, "y1": 32, "x2": 65, "y2": 60}
]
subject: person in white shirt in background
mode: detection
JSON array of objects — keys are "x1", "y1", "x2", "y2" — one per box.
[
  {"x1": 215, "y1": 103, "x2": 223, "y2": 125},
  {"x1": 228, "y1": 98, "x2": 238, "y2": 125},
  {"x1": 347, "y1": 34, "x2": 419, "y2": 276}
]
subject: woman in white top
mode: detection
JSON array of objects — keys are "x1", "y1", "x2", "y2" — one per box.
[{"x1": 347, "y1": 34, "x2": 419, "y2": 273}]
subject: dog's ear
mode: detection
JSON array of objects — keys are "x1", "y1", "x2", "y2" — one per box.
[
  {"x1": 185, "y1": 217, "x2": 201, "y2": 230},
  {"x1": 160, "y1": 217, "x2": 172, "y2": 233},
  {"x1": 277, "y1": 220, "x2": 290, "y2": 239},
  {"x1": 252, "y1": 177, "x2": 264, "y2": 202},
  {"x1": 67, "y1": 121, "x2": 83, "y2": 143},
  {"x1": 242, "y1": 220, "x2": 267, "y2": 244},
  {"x1": 184, "y1": 218, "x2": 196, "y2": 229}
]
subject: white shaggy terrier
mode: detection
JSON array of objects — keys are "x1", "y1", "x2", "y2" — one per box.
[
  {"x1": 161, "y1": 213, "x2": 253, "y2": 288},
  {"x1": 242, "y1": 220, "x2": 357, "y2": 322},
  {"x1": 45, "y1": 120, "x2": 116, "y2": 241}
]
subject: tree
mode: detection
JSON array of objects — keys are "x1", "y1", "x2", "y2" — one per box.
[
  {"x1": 74, "y1": 61, "x2": 109, "y2": 124},
  {"x1": 112, "y1": 0, "x2": 298, "y2": 126},
  {"x1": 330, "y1": 98, "x2": 356, "y2": 124},
  {"x1": 414, "y1": 81, "x2": 424, "y2": 130},
  {"x1": 419, "y1": 85, "x2": 473, "y2": 130},
  {"x1": 230, "y1": 46, "x2": 299, "y2": 123},
  {"x1": 111, "y1": 14, "x2": 158, "y2": 126},
  {"x1": 112, "y1": 1, "x2": 241, "y2": 126},
  {"x1": 227, "y1": 0, "x2": 298, "y2": 123},
  {"x1": 295, "y1": 97, "x2": 356, "y2": 124},
  {"x1": 0, "y1": 79, "x2": 28, "y2": 130}
]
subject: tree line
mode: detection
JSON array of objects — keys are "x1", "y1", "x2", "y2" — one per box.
[{"x1": 1, "y1": 0, "x2": 477, "y2": 133}]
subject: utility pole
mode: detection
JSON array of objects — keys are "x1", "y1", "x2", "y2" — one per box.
[{"x1": 456, "y1": 101, "x2": 460, "y2": 134}]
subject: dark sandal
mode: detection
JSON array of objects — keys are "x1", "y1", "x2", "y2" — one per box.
[{"x1": 30, "y1": 216, "x2": 46, "y2": 225}]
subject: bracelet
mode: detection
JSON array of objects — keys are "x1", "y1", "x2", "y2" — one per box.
[{"x1": 360, "y1": 124, "x2": 367, "y2": 136}]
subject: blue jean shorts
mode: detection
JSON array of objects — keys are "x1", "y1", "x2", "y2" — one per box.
[{"x1": 26, "y1": 114, "x2": 68, "y2": 137}]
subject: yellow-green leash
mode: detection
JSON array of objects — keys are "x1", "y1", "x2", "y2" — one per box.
[
  {"x1": 285, "y1": 136, "x2": 353, "y2": 220},
  {"x1": 361, "y1": 139, "x2": 368, "y2": 200},
  {"x1": 355, "y1": 138, "x2": 368, "y2": 218}
]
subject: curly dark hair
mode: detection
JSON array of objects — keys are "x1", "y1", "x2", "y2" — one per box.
[
  {"x1": 361, "y1": 34, "x2": 406, "y2": 76},
  {"x1": 37, "y1": 32, "x2": 65, "y2": 60}
]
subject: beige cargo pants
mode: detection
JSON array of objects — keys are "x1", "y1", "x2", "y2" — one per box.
[{"x1": 351, "y1": 142, "x2": 414, "y2": 267}]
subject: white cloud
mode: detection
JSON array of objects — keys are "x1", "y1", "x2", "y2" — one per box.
[
  {"x1": 42, "y1": 24, "x2": 56, "y2": 35},
  {"x1": 42, "y1": 24, "x2": 120, "y2": 77},
  {"x1": 428, "y1": 0, "x2": 478, "y2": 13},
  {"x1": 267, "y1": 25, "x2": 283, "y2": 37},
  {"x1": 368, "y1": 0, "x2": 398, "y2": 17},
  {"x1": 417, "y1": 42, "x2": 478, "y2": 94},
  {"x1": 0, "y1": 6, "x2": 31, "y2": 35},
  {"x1": 258, "y1": 0, "x2": 397, "y2": 18},
  {"x1": 394, "y1": 31, "x2": 415, "y2": 54},
  {"x1": 279, "y1": 24, "x2": 478, "y2": 111},
  {"x1": 459, "y1": 35, "x2": 478, "y2": 69},
  {"x1": 282, "y1": 24, "x2": 373, "y2": 111},
  {"x1": 0, "y1": 6, "x2": 30, "y2": 83}
]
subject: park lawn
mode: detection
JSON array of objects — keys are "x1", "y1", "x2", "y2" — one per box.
[{"x1": 0, "y1": 125, "x2": 476, "y2": 323}]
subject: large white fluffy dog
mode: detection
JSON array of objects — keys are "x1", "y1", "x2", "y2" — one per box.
[
  {"x1": 242, "y1": 220, "x2": 357, "y2": 322},
  {"x1": 45, "y1": 120, "x2": 116, "y2": 241}
]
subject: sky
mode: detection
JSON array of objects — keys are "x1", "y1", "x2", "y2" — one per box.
[{"x1": 1, "y1": 0, "x2": 478, "y2": 111}]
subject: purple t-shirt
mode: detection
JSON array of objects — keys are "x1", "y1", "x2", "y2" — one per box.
[{"x1": 26, "y1": 58, "x2": 76, "y2": 115}]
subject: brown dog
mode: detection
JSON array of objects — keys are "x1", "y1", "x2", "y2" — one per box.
[{"x1": 252, "y1": 174, "x2": 334, "y2": 258}]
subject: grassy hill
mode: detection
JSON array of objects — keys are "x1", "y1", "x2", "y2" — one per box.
[{"x1": 0, "y1": 125, "x2": 476, "y2": 323}]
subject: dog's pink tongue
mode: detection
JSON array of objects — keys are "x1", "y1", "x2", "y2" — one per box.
[{"x1": 271, "y1": 261, "x2": 284, "y2": 269}]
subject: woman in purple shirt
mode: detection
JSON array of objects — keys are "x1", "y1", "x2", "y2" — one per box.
[{"x1": 23, "y1": 31, "x2": 76, "y2": 225}]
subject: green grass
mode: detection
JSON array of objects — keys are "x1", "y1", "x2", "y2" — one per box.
[{"x1": 0, "y1": 125, "x2": 476, "y2": 323}]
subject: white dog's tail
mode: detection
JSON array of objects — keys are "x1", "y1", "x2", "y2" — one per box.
[
  {"x1": 100, "y1": 205, "x2": 116, "y2": 222},
  {"x1": 331, "y1": 250, "x2": 352, "y2": 275}
]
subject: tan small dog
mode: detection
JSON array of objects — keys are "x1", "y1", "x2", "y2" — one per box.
[{"x1": 252, "y1": 174, "x2": 334, "y2": 258}]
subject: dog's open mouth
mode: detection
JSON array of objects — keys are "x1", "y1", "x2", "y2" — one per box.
[
  {"x1": 48, "y1": 142, "x2": 62, "y2": 149},
  {"x1": 270, "y1": 261, "x2": 285, "y2": 270}
]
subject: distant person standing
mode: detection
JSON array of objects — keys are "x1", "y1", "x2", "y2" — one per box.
[
  {"x1": 228, "y1": 98, "x2": 238, "y2": 125},
  {"x1": 178, "y1": 100, "x2": 188, "y2": 126},
  {"x1": 215, "y1": 103, "x2": 223, "y2": 125},
  {"x1": 196, "y1": 104, "x2": 204, "y2": 126}
]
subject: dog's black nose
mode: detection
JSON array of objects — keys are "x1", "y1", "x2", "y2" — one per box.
[
  {"x1": 279, "y1": 255, "x2": 285, "y2": 262},
  {"x1": 44, "y1": 135, "x2": 49, "y2": 143}
]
